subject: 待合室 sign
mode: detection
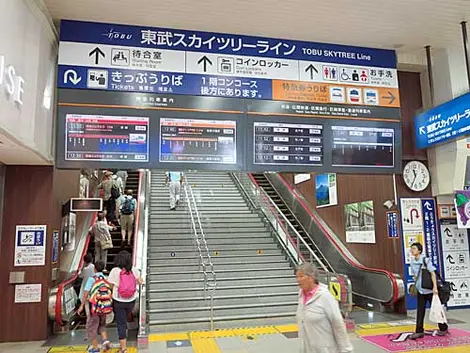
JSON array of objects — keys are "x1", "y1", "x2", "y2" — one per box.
[
  {"x1": 415, "y1": 92, "x2": 470, "y2": 149},
  {"x1": 55, "y1": 20, "x2": 402, "y2": 173}
]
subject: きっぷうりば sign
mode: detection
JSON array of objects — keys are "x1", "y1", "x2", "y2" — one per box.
[
  {"x1": 415, "y1": 91, "x2": 470, "y2": 149},
  {"x1": 57, "y1": 20, "x2": 399, "y2": 106}
]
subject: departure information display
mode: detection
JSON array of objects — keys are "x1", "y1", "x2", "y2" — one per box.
[
  {"x1": 331, "y1": 126, "x2": 394, "y2": 167},
  {"x1": 65, "y1": 114, "x2": 149, "y2": 162},
  {"x1": 160, "y1": 118, "x2": 237, "y2": 164},
  {"x1": 254, "y1": 122, "x2": 323, "y2": 166}
]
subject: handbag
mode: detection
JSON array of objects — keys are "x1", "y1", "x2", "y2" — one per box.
[{"x1": 100, "y1": 237, "x2": 114, "y2": 250}]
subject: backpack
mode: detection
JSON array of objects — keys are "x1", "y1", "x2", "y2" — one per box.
[
  {"x1": 121, "y1": 196, "x2": 134, "y2": 215},
  {"x1": 88, "y1": 275, "x2": 113, "y2": 316},
  {"x1": 118, "y1": 269, "x2": 137, "y2": 299},
  {"x1": 111, "y1": 183, "x2": 121, "y2": 200}
]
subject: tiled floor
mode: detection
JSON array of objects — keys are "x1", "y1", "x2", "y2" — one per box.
[{"x1": 1, "y1": 309, "x2": 469, "y2": 352}]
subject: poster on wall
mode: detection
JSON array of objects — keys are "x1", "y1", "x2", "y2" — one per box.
[
  {"x1": 386, "y1": 211, "x2": 399, "y2": 238},
  {"x1": 440, "y1": 221, "x2": 470, "y2": 307},
  {"x1": 294, "y1": 173, "x2": 311, "y2": 185},
  {"x1": 14, "y1": 284, "x2": 42, "y2": 303},
  {"x1": 399, "y1": 198, "x2": 441, "y2": 310},
  {"x1": 345, "y1": 201, "x2": 375, "y2": 243},
  {"x1": 316, "y1": 173, "x2": 338, "y2": 208},
  {"x1": 14, "y1": 225, "x2": 47, "y2": 267},
  {"x1": 454, "y1": 190, "x2": 470, "y2": 229}
]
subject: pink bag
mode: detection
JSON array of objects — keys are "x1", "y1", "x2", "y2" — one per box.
[{"x1": 118, "y1": 269, "x2": 137, "y2": 299}]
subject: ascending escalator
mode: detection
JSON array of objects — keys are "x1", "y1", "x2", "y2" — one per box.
[
  {"x1": 252, "y1": 173, "x2": 333, "y2": 273},
  {"x1": 251, "y1": 172, "x2": 405, "y2": 309}
]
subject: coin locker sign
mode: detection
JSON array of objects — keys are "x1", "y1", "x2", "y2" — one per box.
[{"x1": 14, "y1": 225, "x2": 47, "y2": 266}]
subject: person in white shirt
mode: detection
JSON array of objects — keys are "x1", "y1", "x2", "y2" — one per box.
[
  {"x1": 165, "y1": 171, "x2": 184, "y2": 210},
  {"x1": 108, "y1": 250, "x2": 143, "y2": 353}
]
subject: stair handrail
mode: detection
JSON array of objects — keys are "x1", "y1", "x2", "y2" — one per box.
[
  {"x1": 184, "y1": 176, "x2": 217, "y2": 330},
  {"x1": 182, "y1": 179, "x2": 207, "y2": 298},
  {"x1": 232, "y1": 172, "x2": 353, "y2": 314}
]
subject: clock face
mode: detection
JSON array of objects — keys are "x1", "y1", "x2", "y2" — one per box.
[{"x1": 403, "y1": 161, "x2": 430, "y2": 192}]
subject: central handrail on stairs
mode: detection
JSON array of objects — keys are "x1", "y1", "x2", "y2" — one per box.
[
  {"x1": 232, "y1": 172, "x2": 353, "y2": 315},
  {"x1": 183, "y1": 177, "x2": 217, "y2": 330}
]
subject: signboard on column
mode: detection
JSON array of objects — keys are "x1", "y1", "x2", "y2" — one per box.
[
  {"x1": 399, "y1": 198, "x2": 440, "y2": 310},
  {"x1": 440, "y1": 220, "x2": 470, "y2": 307},
  {"x1": 14, "y1": 225, "x2": 47, "y2": 267}
]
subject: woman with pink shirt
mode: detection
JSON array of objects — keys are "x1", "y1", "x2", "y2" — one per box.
[{"x1": 296, "y1": 262, "x2": 353, "y2": 353}]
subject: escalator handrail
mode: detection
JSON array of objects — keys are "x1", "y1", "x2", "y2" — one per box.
[
  {"x1": 54, "y1": 189, "x2": 102, "y2": 326},
  {"x1": 247, "y1": 175, "x2": 329, "y2": 272},
  {"x1": 276, "y1": 173, "x2": 401, "y2": 304}
]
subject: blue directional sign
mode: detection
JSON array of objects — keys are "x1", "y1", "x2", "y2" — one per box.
[
  {"x1": 415, "y1": 92, "x2": 470, "y2": 149},
  {"x1": 386, "y1": 211, "x2": 399, "y2": 238},
  {"x1": 57, "y1": 20, "x2": 399, "y2": 100}
]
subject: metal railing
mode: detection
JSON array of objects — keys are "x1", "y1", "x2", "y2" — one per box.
[
  {"x1": 183, "y1": 177, "x2": 217, "y2": 330},
  {"x1": 134, "y1": 170, "x2": 150, "y2": 347},
  {"x1": 232, "y1": 172, "x2": 353, "y2": 315}
]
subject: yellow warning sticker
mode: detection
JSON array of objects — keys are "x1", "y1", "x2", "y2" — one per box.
[
  {"x1": 329, "y1": 282, "x2": 341, "y2": 301},
  {"x1": 214, "y1": 251, "x2": 219, "y2": 256},
  {"x1": 257, "y1": 249, "x2": 263, "y2": 255}
]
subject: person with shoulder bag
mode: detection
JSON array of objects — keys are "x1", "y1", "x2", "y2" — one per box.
[
  {"x1": 408, "y1": 242, "x2": 449, "y2": 339},
  {"x1": 91, "y1": 212, "x2": 115, "y2": 268}
]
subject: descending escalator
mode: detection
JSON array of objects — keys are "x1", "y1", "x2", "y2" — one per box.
[
  {"x1": 251, "y1": 173, "x2": 333, "y2": 273},
  {"x1": 252, "y1": 172, "x2": 405, "y2": 309}
]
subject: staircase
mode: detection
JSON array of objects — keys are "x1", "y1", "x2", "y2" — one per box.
[
  {"x1": 147, "y1": 171, "x2": 298, "y2": 332},
  {"x1": 251, "y1": 173, "x2": 332, "y2": 272}
]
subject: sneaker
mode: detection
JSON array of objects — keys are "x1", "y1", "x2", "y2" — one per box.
[
  {"x1": 436, "y1": 330, "x2": 449, "y2": 336},
  {"x1": 87, "y1": 347, "x2": 100, "y2": 353},
  {"x1": 102, "y1": 340, "x2": 112, "y2": 351},
  {"x1": 410, "y1": 333, "x2": 425, "y2": 340}
]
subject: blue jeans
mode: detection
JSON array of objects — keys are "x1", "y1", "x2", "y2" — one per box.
[{"x1": 113, "y1": 299, "x2": 135, "y2": 340}]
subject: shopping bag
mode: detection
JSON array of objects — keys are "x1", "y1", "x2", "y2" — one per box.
[{"x1": 429, "y1": 295, "x2": 447, "y2": 324}]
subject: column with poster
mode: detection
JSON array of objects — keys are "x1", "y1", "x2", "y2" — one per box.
[
  {"x1": 421, "y1": 199, "x2": 442, "y2": 279},
  {"x1": 399, "y1": 198, "x2": 424, "y2": 310},
  {"x1": 440, "y1": 220, "x2": 470, "y2": 307}
]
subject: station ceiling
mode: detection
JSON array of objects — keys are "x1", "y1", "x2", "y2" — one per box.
[{"x1": 45, "y1": 0, "x2": 470, "y2": 54}]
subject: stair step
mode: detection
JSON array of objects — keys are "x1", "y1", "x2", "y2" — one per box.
[
  {"x1": 147, "y1": 253, "x2": 287, "y2": 265},
  {"x1": 149, "y1": 292, "x2": 299, "y2": 309},
  {"x1": 148, "y1": 301, "x2": 297, "y2": 321},
  {"x1": 149, "y1": 260, "x2": 290, "y2": 272},
  {"x1": 149, "y1": 267, "x2": 294, "y2": 281}
]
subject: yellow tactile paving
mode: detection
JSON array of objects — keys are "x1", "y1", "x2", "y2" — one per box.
[
  {"x1": 148, "y1": 331, "x2": 189, "y2": 342},
  {"x1": 276, "y1": 324, "x2": 298, "y2": 333},
  {"x1": 190, "y1": 337, "x2": 222, "y2": 353},
  {"x1": 410, "y1": 347, "x2": 470, "y2": 353}
]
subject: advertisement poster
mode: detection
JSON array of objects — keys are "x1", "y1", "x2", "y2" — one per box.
[
  {"x1": 14, "y1": 284, "x2": 42, "y2": 303},
  {"x1": 294, "y1": 173, "x2": 311, "y2": 185},
  {"x1": 14, "y1": 225, "x2": 47, "y2": 267},
  {"x1": 454, "y1": 190, "x2": 470, "y2": 228},
  {"x1": 345, "y1": 201, "x2": 375, "y2": 243},
  {"x1": 316, "y1": 173, "x2": 338, "y2": 208},
  {"x1": 399, "y1": 198, "x2": 441, "y2": 310},
  {"x1": 440, "y1": 221, "x2": 470, "y2": 307}
]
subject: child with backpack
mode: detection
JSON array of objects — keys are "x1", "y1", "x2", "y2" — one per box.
[
  {"x1": 108, "y1": 250, "x2": 143, "y2": 353},
  {"x1": 78, "y1": 260, "x2": 113, "y2": 353}
]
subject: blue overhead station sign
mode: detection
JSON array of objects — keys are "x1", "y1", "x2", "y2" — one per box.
[
  {"x1": 415, "y1": 92, "x2": 470, "y2": 149},
  {"x1": 57, "y1": 20, "x2": 398, "y2": 99}
]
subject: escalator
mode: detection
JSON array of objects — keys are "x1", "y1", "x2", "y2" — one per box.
[
  {"x1": 252, "y1": 173, "x2": 333, "y2": 273},
  {"x1": 251, "y1": 173, "x2": 405, "y2": 309}
]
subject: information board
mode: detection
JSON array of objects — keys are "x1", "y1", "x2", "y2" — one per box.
[
  {"x1": 65, "y1": 114, "x2": 149, "y2": 162},
  {"x1": 160, "y1": 117, "x2": 237, "y2": 164},
  {"x1": 331, "y1": 126, "x2": 394, "y2": 168},
  {"x1": 253, "y1": 122, "x2": 323, "y2": 166}
]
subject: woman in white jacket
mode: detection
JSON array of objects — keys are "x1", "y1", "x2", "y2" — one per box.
[{"x1": 296, "y1": 262, "x2": 354, "y2": 353}]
